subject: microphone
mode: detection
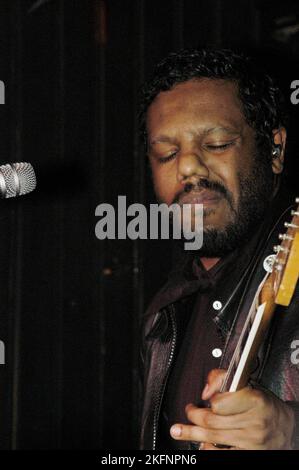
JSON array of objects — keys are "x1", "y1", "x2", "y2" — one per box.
[{"x1": 0, "y1": 162, "x2": 36, "y2": 198}]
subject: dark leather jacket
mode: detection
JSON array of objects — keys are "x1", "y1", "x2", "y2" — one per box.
[{"x1": 139, "y1": 189, "x2": 299, "y2": 450}]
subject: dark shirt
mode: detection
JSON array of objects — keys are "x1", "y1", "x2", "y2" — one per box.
[{"x1": 158, "y1": 254, "x2": 238, "y2": 450}]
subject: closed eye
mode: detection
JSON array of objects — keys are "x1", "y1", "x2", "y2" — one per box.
[
  {"x1": 157, "y1": 152, "x2": 177, "y2": 164},
  {"x1": 205, "y1": 142, "x2": 234, "y2": 151},
  {"x1": 155, "y1": 141, "x2": 235, "y2": 163}
]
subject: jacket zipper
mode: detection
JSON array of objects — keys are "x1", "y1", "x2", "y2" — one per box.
[{"x1": 152, "y1": 307, "x2": 177, "y2": 450}]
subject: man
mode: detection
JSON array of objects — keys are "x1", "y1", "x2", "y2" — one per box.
[{"x1": 138, "y1": 48, "x2": 299, "y2": 450}]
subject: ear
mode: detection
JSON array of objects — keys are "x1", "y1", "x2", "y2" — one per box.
[{"x1": 272, "y1": 127, "x2": 287, "y2": 175}]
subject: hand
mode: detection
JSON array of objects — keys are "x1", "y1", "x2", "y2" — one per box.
[{"x1": 170, "y1": 369, "x2": 295, "y2": 450}]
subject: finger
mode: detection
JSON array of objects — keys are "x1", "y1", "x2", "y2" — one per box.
[
  {"x1": 185, "y1": 403, "x2": 249, "y2": 430},
  {"x1": 210, "y1": 387, "x2": 259, "y2": 415},
  {"x1": 202, "y1": 369, "x2": 227, "y2": 400},
  {"x1": 170, "y1": 423, "x2": 247, "y2": 448}
]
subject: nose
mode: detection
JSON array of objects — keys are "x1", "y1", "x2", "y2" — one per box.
[{"x1": 177, "y1": 150, "x2": 209, "y2": 185}]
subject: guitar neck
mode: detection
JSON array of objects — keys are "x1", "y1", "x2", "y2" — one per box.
[{"x1": 221, "y1": 199, "x2": 299, "y2": 393}]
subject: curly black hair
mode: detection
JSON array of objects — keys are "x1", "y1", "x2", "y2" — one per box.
[{"x1": 139, "y1": 48, "x2": 287, "y2": 160}]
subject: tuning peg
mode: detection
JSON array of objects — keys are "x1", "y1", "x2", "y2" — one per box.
[
  {"x1": 278, "y1": 233, "x2": 294, "y2": 241},
  {"x1": 284, "y1": 222, "x2": 299, "y2": 229},
  {"x1": 273, "y1": 245, "x2": 289, "y2": 253},
  {"x1": 296, "y1": 197, "x2": 299, "y2": 203},
  {"x1": 291, "y1": 210, "x2": 299, "y2": 216}
]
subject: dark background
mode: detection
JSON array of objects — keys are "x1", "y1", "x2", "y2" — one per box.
[{"x1": 0, "y1": 0, "x2": 298, "y2": 449}]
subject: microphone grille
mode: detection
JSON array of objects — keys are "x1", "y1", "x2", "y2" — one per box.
[{"x1": 0, "y1": 162, "x2": 37, "y2": 198}]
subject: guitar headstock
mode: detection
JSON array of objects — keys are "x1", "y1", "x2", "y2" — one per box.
[{"x1": 273, "y1": 197, "x2": 299, "y2": 306}]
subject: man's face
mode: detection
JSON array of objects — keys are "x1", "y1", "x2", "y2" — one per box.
[{"x1": 146, "y1": 78, "x2": 276, "y2": 256}]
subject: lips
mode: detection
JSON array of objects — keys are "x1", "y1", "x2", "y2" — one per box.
[{"x1": 178, "y1": 189, "x2": 221, "y2": 206}]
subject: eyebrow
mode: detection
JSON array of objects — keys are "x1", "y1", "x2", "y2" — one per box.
[
  {"x1": 149, "y1": 135, "x2": 176, "y2": 147},
  {"x1": 203, "y1": 126, "x2": 240, "y2": 135},
  {"x1": 149, "y1": 126, "x2": 241, "y2": 147}
]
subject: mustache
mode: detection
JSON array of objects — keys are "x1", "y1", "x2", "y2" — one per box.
[{"x1": 172, "y1": 178, "x2": 234, "y2": 208}]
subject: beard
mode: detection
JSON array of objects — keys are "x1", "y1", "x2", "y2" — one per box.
[{"x1": 173, "y1": 150, "x2": 274, "y2": 257}]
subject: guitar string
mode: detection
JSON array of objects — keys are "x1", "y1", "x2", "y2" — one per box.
[{"x1": 220, "y1": 272, "x2": 269, "y2": 392}]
